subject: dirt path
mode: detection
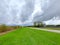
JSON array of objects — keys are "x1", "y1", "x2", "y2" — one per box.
[
  {"x1": 0, "y1": 30, "x2": 16, "y2": 36},
  {"x1": 31, "y1": 28, "x2": 60, "y2": 33}
]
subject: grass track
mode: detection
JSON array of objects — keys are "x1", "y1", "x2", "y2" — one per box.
[{"x1": 0, "y1": 27, "x2": 60, "y2": 45}]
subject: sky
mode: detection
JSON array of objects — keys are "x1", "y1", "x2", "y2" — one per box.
[{"x1": 0, "y1": 0, "x2": 60, "y2": 26}]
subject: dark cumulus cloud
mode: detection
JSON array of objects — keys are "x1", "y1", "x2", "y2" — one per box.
[{"x1": 0, "y1": 0, "x2": 60, "y2": 26}]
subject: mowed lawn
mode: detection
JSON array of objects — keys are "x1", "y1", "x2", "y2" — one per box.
[{"x1": 0, "y1": 27, "x2": 60, "y2": 45}]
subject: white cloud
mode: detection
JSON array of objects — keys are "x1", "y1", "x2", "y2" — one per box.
[
  {"x1": 0, "y1": 0, "x2": 60, "y2": 26},
  {"x1": 44, "y1": 16, "x2": 60, "y2": 25}
]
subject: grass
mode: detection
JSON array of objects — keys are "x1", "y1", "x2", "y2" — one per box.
[{"x1": 0, "y1": 27, "x2": 60, "y2": 45}]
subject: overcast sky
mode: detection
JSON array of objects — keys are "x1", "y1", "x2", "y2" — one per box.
[{"x1": 0, "y1": 0, "x2": 60, "y2": 26}]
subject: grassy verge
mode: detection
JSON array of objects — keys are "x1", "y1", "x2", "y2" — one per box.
[{"x1": 0, "y1": 27, "x2": 60, "y2": 45}]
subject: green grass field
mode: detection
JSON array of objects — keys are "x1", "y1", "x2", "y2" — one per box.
[{"x1": 0, "y1": 27, "x2": 60, "y2": 45}]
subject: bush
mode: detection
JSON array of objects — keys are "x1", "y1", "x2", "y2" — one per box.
[
  {"x1": 0, "y1": 24, "x2": 7, "y2": 32},
  {"x1": 0, "y1": 24, "x2": 21, "y2": 33}
]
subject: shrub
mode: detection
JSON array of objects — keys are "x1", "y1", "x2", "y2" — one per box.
[
  {"x1": 0, "y1": 24, "x2": 7, "y2": 32},
  {"x1": 0, "y1": 24, "x2": 21, "y2": 33}
]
